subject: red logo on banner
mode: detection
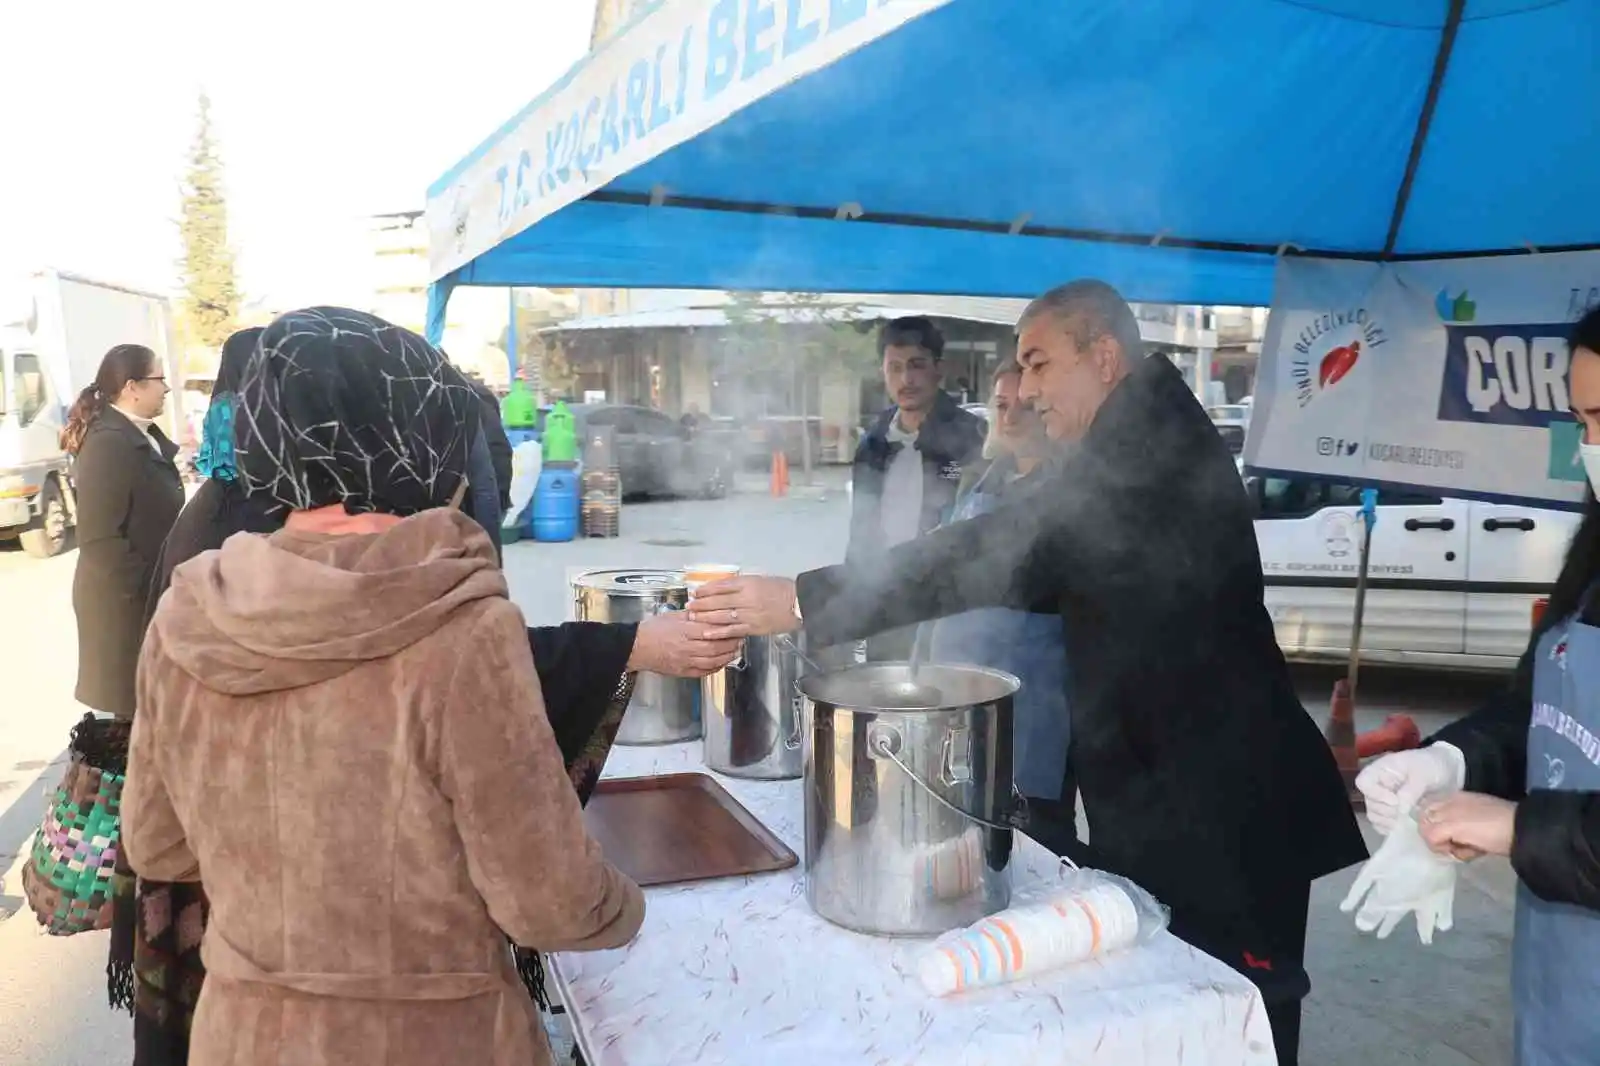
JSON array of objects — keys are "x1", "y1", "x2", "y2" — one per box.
[{"x1": 1318, "y1": 342, "x2": 1361, "y2": 388}]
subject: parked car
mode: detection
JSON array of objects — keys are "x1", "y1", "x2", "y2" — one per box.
[
  {"x1": 546, "y1": 403, "x2": 731, "y2": 499},
  {"x1": 1207, "y1": 404, "x2": 1250, "y2": 456},
  {"x1": 1243, "y1": 472, "x2": 1574, "y2": 670}
]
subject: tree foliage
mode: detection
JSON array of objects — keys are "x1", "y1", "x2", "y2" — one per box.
[
  {"x1": 177, "y1": 93, "x2": 240, "y2": 352},
  {"x1": 719, "y1": 291, "x2": 877, "y2": 393},
  {"x1": 720, "y1": 292, "x2": 878, "y2": 478}
]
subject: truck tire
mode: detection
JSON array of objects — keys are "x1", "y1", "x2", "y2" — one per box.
[{"x1": 19, "y1": 480, "x2": 69, "y2": 559}]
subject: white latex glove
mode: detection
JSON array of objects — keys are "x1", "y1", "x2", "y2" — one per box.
[
  {"x1": 1355, "y1": 744, "x2": 1467, "y2": 834},
  {"x1": 1339, "y1": 812, "x2": 1459, "y2": 945}
]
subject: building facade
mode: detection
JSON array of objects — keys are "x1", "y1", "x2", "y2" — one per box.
[{"x1": 1211, "y1": 306, "x2": 1269, "y2": 402}]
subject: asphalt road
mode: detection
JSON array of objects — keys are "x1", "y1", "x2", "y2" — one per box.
[{"x1": 0, "y1": 482, "x2": 1515, "y2": 1064}]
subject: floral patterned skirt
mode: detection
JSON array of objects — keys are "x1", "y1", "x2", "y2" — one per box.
[
  {"x1": 109, "y1": 862, "x2": 210, "y2": 1066},
  {"x1": 132, "y1": 880, "x2": 209, "y2": 1065}
]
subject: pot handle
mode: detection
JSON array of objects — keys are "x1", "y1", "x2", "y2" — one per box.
[
  {"x1": 785, "y1": 694, "x2": 805, "y2": 750},
  {"x1": 866, "y1": 728, "x2": 1024, "y2": 833},
  {"x1": 940, "y1": 727, "x2": 973, "y2": 787}
]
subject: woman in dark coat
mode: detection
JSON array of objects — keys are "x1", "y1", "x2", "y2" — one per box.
[
  {"x1": 111, "y1": 313, "x2": 735, "y2": 1065},
  {"x1": 65, "y1": 343, "x2": 185, "y2": 719}
]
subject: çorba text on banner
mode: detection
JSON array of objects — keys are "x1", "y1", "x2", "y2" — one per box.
[
  {"x1": 425, "y1": 0, "x2": 951, "y2": 280},
  {"x1": 1246, "y1": 251, "x2": 1600, "y2": 509}
]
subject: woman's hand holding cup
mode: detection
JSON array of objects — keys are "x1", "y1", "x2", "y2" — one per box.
[
  {"x1": 629, "y1": 612, "x2": 743, "y2": 678},
  {"x1": 687, "y1": 575, "x2": 802, "y2": 639}
]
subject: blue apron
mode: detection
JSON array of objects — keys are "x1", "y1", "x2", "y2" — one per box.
[
  {"x1": 921, "y1": 463, "x2": 1071, "y2": 800},
  {"x1": 1515, "y1": 611, "x2": 1600, "y2": 1065}
]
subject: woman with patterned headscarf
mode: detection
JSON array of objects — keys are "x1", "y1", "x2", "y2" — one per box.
[{"x1": 118, "y1": 309, "x2": 729, "y2": 1066}]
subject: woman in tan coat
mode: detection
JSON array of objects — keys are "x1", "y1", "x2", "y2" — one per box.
[{"x1": 122, "y1": 308, "x2": 643, "y2": 1066}]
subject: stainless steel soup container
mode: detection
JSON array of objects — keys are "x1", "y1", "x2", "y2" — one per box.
[
  {"x1": 799, "y1": 662, "x2": 1018, "y2": 937},
  {"x1": 571, "y1": 569, "x2": 700, "y2": 745}
]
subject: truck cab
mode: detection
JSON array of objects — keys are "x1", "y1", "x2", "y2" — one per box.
[
  {"x1": 0, "y1": 337, "x2": 73, "y2": 556},
  {"x1": 0, "y1": 270, "x2": 180, "y2": 559}
]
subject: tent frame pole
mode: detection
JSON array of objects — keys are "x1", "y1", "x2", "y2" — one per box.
[
  {"x1": 1346, "y1": 514, "x2": 1375, "y2": 703},
  {"x1": 1381, "y1": 0, "x2": 1467, "y2": 257}
]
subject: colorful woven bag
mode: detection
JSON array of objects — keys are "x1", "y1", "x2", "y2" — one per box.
[{"x1": 22, "y1": 713, "x2": 132, "y2": 936}]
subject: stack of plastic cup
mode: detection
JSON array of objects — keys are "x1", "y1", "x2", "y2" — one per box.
[
  {"x1": 917, "y1": 881, "x2": 1142, "y2": 996},
  {"x1": 914, "y1": 829, "x2": 985, "y2": 901}
]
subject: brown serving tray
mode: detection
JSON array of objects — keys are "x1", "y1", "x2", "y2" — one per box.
[{"x1": 583, "y1": 773, "x2": 798, "y2": 888}]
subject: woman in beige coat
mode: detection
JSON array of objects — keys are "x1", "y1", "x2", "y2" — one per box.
[{"x1": 123, "y1": 308, "x2": 642, "y2": 1066}]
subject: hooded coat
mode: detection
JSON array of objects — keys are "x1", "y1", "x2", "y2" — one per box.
[{"x1": 122, "y1": 508, "x2": 643, "y2": 1066}]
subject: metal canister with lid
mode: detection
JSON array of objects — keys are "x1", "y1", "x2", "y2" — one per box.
[
  {"x1": 571, "y1": 569, "x2": 700, "y2": 745},
  {"x1": 702, "y1": 634, "x2": 806, "y2": 780}
]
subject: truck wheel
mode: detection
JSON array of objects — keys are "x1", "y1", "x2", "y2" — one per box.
[{"x1": 19, "y1": 480, "x2": 69, "y2": 559}]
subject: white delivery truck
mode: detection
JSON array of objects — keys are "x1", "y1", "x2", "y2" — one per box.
[
  {"x1": 0, "y1": 270, "x2": 181, "y2": 558},
  {"x1": 1246, "y1": 470, "x2": 1576, "y2": 671}
]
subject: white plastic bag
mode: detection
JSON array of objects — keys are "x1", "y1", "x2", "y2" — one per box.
[
  {"x1": 917, "y1": 867, "x2": 1170, "y2": 996},
  {"x1": 504, "y1": 440, "x2": 542, "y2": 528},
  {"x1": 1340, "y1": 810, "x2": 1459, "y2": 945}
]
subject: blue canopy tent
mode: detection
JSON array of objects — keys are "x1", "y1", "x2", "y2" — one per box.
[
  {"x1": 426, "y1": 0, "x2": 1600, "y2": 341},
  {"x1": 426, "y1": 0, "x2": 1600, "y2": 683}
]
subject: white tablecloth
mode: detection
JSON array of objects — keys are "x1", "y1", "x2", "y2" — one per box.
[{"x1": 550, "y1": 743, "x2": 1277, "y2": 1066}]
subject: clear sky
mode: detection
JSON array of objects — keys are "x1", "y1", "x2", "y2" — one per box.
[{"x1": 0, "y1": 0, "x2": 595, "y2": 308}]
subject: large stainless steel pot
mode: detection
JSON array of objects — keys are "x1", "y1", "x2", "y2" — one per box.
[
  {"x1": 702, "y1": 635, "x2": 806, "y2": 780},
  {"x1": 799, "y1": 662, "x2": 1019, "y2": 937},
  {"x1": 571, "y1": 569, "x2": 700, "y2": 745}
]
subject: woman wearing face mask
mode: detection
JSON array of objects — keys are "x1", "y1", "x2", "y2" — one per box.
[
  {"x1": 921, "y1": 365, "x2": 1072, "y2": 808},
  {"x1": 64, "y1": 343, "x2": 184, "y2": 720},
  {"x1": 122, "y1": 309, "x2": 645, "y2": 1066},
  {"x1": 1357, "y1": 305, "x2": 1600, "y2": 1066}
]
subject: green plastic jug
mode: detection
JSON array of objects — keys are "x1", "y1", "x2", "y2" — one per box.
[
  {"x1": 542, "y1": 401, "x2": 578, "y2": 464},
  {"x1": 501, "y1": 381, "x2": 537, "y2": 429}
]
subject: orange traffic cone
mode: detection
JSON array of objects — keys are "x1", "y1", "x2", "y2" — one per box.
[
  {"x1": 770, "y1": 451, "x2": 789, "y2": 497},
  {"x1": 1324, "y1": 679, "x2": 1363, "y2": 810},
  {"x1": 1356, "y1": 714, "x2": 1422, "y2": 760}
]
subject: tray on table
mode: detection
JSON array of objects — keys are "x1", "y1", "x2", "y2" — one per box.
[{"x1": 583, "y1": 772, "x2": 797, "y2": 887}]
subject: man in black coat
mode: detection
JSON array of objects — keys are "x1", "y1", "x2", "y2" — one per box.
[
  {"x1": 689, "y1": 280, "x2": 1367, "y2": 1065},
  {"x1": 847, "y1": 317, "x2": 985, "y2": 659}
]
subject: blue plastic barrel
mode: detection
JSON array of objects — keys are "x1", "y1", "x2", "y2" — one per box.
[
  {"x1": 505, "y1": 427, "x2": 538, "y2": 450},
  {"x1": 530, "y1": 466, "x2": 579, "y2": 542}
]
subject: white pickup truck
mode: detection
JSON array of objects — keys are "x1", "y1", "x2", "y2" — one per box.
[
  {"x1": 0, "y1": 270, "x2": 180, "y2": 557},
  {"x1": 1246, "y1": 471, "x2": 1574, "y2": 671}
]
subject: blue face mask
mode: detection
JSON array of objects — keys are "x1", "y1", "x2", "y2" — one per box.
[{"x1": 195, "y1": 393, "x2": 237, "y2": 481}]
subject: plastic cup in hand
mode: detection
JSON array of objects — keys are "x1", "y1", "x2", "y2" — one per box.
[
  {"x1": 684, "y1": 564, "x2": 744, "y2": 668},
  {"x1": 684, "y1": 563, "x2": 741, "y2": 590}
]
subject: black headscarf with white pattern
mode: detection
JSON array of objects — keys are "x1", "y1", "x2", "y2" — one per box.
[{"x1": 235, "y1": 307, "x2": 480, "y2": 516}]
